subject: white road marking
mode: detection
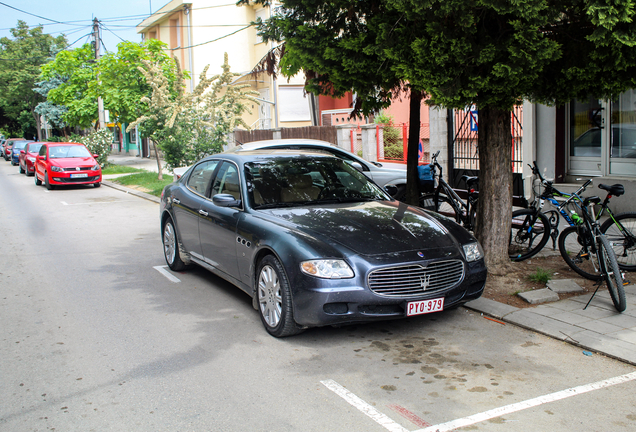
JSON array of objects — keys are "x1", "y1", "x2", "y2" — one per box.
[
  {"x1": 154, "y1": 265, "x2": 181, "y2": 283},
  {"x1": 415, "y1": 371, "x2": 636, "y2": 432},
  {"x1": 60, "y1": 200, "x2": 136, "y2": 206},
  {"x1": 321, "y1": 379, "x2": 409, "y2": 432}
]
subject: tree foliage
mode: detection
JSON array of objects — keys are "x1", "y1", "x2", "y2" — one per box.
[
  {"x1": 128, "y1": 53, "x2": 259, "y2": 170},
  {"x1": 249, "y1": 0, "x2": 636, "y2": 270},
  {"x1": 0, "y1": 20, "x2": 67, "y2": 139},
  {"x1": 40, "y1": 39, "x2": 180, "y2": 129}
]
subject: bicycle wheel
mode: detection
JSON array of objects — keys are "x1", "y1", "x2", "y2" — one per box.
[
  {"x1": 598, "y1": 235, "x2": 626, "y2": 312},
  {"x1": 509, "y1": 209, "x2": 551, "y2": 261},
  {"x1": 600, "y1": 212, "x2": 636, "y2": 271},
  {"x1": 419, "y1": 193, "x2": 460, "y2": 223},
  {"x1": 558, "y1": 226, "x2": 603, "y2": 281}
]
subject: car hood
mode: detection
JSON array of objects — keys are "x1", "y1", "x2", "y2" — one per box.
[
  {"x1": 262, "y1": 201, "x2": 459, "y2": 256},
  {"x1": 49, "y1": 157, "x2": 96, "y2": 167}
]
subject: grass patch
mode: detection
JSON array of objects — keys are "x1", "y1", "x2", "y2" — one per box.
[
  {"x1": 110, "y1": 172, "x2": 173, "y2": 197},
  {"x1": 527, "y1": 267, "x2": 553, "y2": 284},
  {"x1": 101, "y1": 165, "x2": 146, "y2": 175}
]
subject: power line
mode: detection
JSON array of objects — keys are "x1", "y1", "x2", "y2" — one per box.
[{"x1": 0, "y1": 1, "x2": 88, "y2": 27}]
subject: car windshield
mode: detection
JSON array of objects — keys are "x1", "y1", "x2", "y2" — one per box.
[
  {"x1": 13, "y1": 141, "x2": 28, "y2": 150},
  {"x1": 245, "y1": 157, "x2": 389, "y2": 209},
  {"x1": 49, "y1": 145, "x2": 91, "y2": 158},
  {"x1": 28, "y1": 143, "x2": 43, "y2": 153}
]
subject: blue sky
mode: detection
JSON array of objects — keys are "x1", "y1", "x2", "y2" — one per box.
[{"x1": 0, "y1": 0, "x2": 156, "y2": 53}]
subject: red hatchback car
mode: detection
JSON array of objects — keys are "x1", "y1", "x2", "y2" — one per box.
[
  {"x1": 34, "y1": 142, "x2": 102, "y2": 190},
  {"x1": 19, "y1": 142, "x2": 44, "y2": 176}
]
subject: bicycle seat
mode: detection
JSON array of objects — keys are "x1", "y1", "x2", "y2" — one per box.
[
  {"x1": 461, "y1": 175, "x2": 479, "y2": 187},
  {"x1": 598, "y1": 183, "x2": 624, "y2": 197}
]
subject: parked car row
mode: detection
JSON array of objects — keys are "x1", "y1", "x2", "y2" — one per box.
[
  {"x1": 160, "y1": 139, "x2": 487, "y2": 337},
  {"x1": 2, "y1": 140, "x2": 102, "y2": 190}
]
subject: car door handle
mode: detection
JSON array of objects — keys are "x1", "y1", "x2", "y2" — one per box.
[
  {"x1": 172, "y1": 198, "x2": 181, "y2": 204},
  {"x1": 199, "y1": 209, "x2": 208, "y2": 216}
]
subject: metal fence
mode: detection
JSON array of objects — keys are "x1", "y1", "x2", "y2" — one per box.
[{"x1": 368, "y1": 123, "x2": 430, "y2": 164}]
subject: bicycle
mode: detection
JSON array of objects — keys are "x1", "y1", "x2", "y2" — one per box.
[
  {"x1": 418, "y1": 150, "x2": 479, "y2": 231},
  {"x1": 557, "y1": 185, "x2": 626, "y2": 312},
  {"x1": 509, "y1": 162, "x2": 636, "y2": 273}
]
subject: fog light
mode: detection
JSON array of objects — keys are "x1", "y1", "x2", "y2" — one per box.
[{"x1": 323, "y1": 303, "x2": 349, "y2": 315}]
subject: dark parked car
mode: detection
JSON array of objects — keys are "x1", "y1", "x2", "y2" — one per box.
[
  {"x1": 160, "y1": 149, "x2": 487, "y2": 337},
  {"x1": 3, "y1": 138, "x2": 28, "y2": 161},
  {"x1": 11, "y1": 140, "x2": 32, "y2": 166}
]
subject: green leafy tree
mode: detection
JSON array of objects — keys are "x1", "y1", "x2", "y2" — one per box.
[
  {"x1": 128, "y1": 53, "x2": 258, "y2": 176},
  {"x1": 0, "y1": 20, "x2": 66, "y2": 139},
  {"x1": 40, "y1": 44, "x2": 98, "y2": 129},
  {"x1": 41, "y1": 39, "x2": 181, "y2": 129},
  {"x1": 34, "y1": 76, "x2": 68, "y2": 134},
  {"x1": 249, "y1": 0, "x2": 636, "y2": 270}
]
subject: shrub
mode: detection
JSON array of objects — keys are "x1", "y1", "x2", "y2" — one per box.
[{"x1": 70, "y1": 129, "x2": 112, "y2": 166}]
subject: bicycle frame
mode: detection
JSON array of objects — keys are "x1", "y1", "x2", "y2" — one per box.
[{"x1": 427, "y1": 151, "x2": 478, "y2": 230}]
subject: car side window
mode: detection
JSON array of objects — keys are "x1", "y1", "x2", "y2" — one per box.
[
  {"x1": 211, "y1": 162, "x2": 241, "y2": 200},
  {"x1": 39, "y1": 145, "x2": 47, "y2": 157},
  {"x1": 186, "y1": 160, "x2": 219, "y2": 196}
]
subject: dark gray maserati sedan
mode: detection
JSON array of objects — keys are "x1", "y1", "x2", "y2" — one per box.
[{"x1": 160, "y1": 149, "x2": 486, "y2": 337}]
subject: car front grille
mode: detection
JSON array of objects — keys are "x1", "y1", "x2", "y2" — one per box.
[
  {"x1": 368, "y1": 260, "x2": 464, "y2": 297},
  {"x1": 57, "y1": 176, "x2": 99, "y2": 183},
  {"x1": 63, "y1": 166, "x2": 92, "y2": 171}
]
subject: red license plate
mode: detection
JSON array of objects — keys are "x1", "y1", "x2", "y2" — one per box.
[{"x1": 406, "y1": 298, "x2": 444, "y2": 316}]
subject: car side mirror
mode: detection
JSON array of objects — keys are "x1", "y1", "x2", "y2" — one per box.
[
  {"x1": 349, "y1": 161, "x2": 364, "y2": 172},
  {"x1": 93, "y1": 154, "x2": 99, "y2": 158},
  {"x1": 37, "y1": 155, "x2": 45, "y2": 160},
  {"x1": 384, "y1": 184, "x2": 398, "y2": 197},
  {"x1": 20, "y1": 150, "x2": 25, "y2": 154},
  {"x1": 212, "y1": 194, "x2": 241, "y2": 208}
]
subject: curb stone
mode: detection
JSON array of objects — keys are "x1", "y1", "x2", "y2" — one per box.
[{"x1": 102, "y1": 180, "x2": 161, "y2": 204}]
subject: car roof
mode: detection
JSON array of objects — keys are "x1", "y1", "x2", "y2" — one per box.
[
  {"x1": 45, "y1": 142, "x2": 84, "y2": 146},
  {"x1": 207, "y1": 148, "x2": 342, "y2": 163},
  {"x1": 235, "y1": 139, "x2": 339, "y2": 151}
]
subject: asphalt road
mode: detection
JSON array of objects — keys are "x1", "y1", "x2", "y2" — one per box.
[{"x1": 1, "y1": 161, "x2": 636, "y2": 432}]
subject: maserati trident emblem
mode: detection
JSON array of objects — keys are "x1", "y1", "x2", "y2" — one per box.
[{"x1": 420, "y1": 274, "x2": 431, "y2": 290}]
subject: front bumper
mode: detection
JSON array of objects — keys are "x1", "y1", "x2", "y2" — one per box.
[
  {"x1": 49, "y1": 172, "x2": 102, "y2": 185},
  {"x1": 289, "y1": 258, "x2": 487, "y2": 327}
]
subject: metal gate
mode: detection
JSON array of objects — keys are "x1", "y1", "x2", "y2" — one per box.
[{"x1": 448, "y1": 106, "x2": 524, "y2": 196}]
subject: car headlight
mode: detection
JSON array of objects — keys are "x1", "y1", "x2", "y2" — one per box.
[
  {"x1": 92, "y1": 164, "x2": 100, "y2": 170},
  {"x1": 51, "y1": 165, "x2": 63, "y2": 172},
  {"x1": 463, "y1": 242, "x2": 484, "y2": 262},
  {"x1": 27, "y1": 157, "x2": 35, "y2": 162},
  {"x1": 300, "y1": 259, "x2": 354, "y2": 279}
]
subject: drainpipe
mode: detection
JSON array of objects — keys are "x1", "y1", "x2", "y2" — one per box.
[{"x1": 185, "y1": 5, "x2": 195, "y2": 92}]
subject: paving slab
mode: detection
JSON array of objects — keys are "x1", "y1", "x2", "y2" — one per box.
[
  {"x1": 547, "y1": 279, "x2": 585, "y2": 293},
  {"x1": 517, "y1": 288, "x2": 559, "y2": 304}
]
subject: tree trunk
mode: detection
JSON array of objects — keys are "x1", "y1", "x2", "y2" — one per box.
[
  {"x1": 152, "y1": 140, "x2": 163, "y2": 181},
  {"x1": 32, "y1": 109, "x2": 42, "y2": 141},
  {"x1": 404, "y1": 88, "x2": 423, "y2": 206},
  {"x1": 474, "y1": 105, "x2": 513, "y2": 273}
]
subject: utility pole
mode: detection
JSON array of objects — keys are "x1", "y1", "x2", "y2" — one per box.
[{"x1": 93, "y1": 18, "x2": 106, "y2": 129}]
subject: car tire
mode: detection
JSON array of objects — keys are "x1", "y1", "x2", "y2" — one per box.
[
  {"x1": 162, "y1": 218, "x2": 188, "y2": 271},
  {"x1": 94, "y1": 182, "x2": 101, "y2": 188},
  {"x1": 44, "y1": 172, "x2": 54, "y2": 190},
  {"x1": 256, "y1": 255, "x2": 303, "y2": 338},
  {"x1": 35, "y1": 172, "x2": 42, "y2": 185}
]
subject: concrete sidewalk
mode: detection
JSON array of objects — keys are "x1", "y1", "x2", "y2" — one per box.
[
  {"x1": 465, "y1": 282, "x2": 636, "y2": 365},
  {"x1": 107, "y1": 154, "x2": 164, "y2": 173}
]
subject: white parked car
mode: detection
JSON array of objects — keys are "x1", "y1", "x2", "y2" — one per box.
[{"x1": 173, "y1": 139, "x2": 408, "y2": 198}]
